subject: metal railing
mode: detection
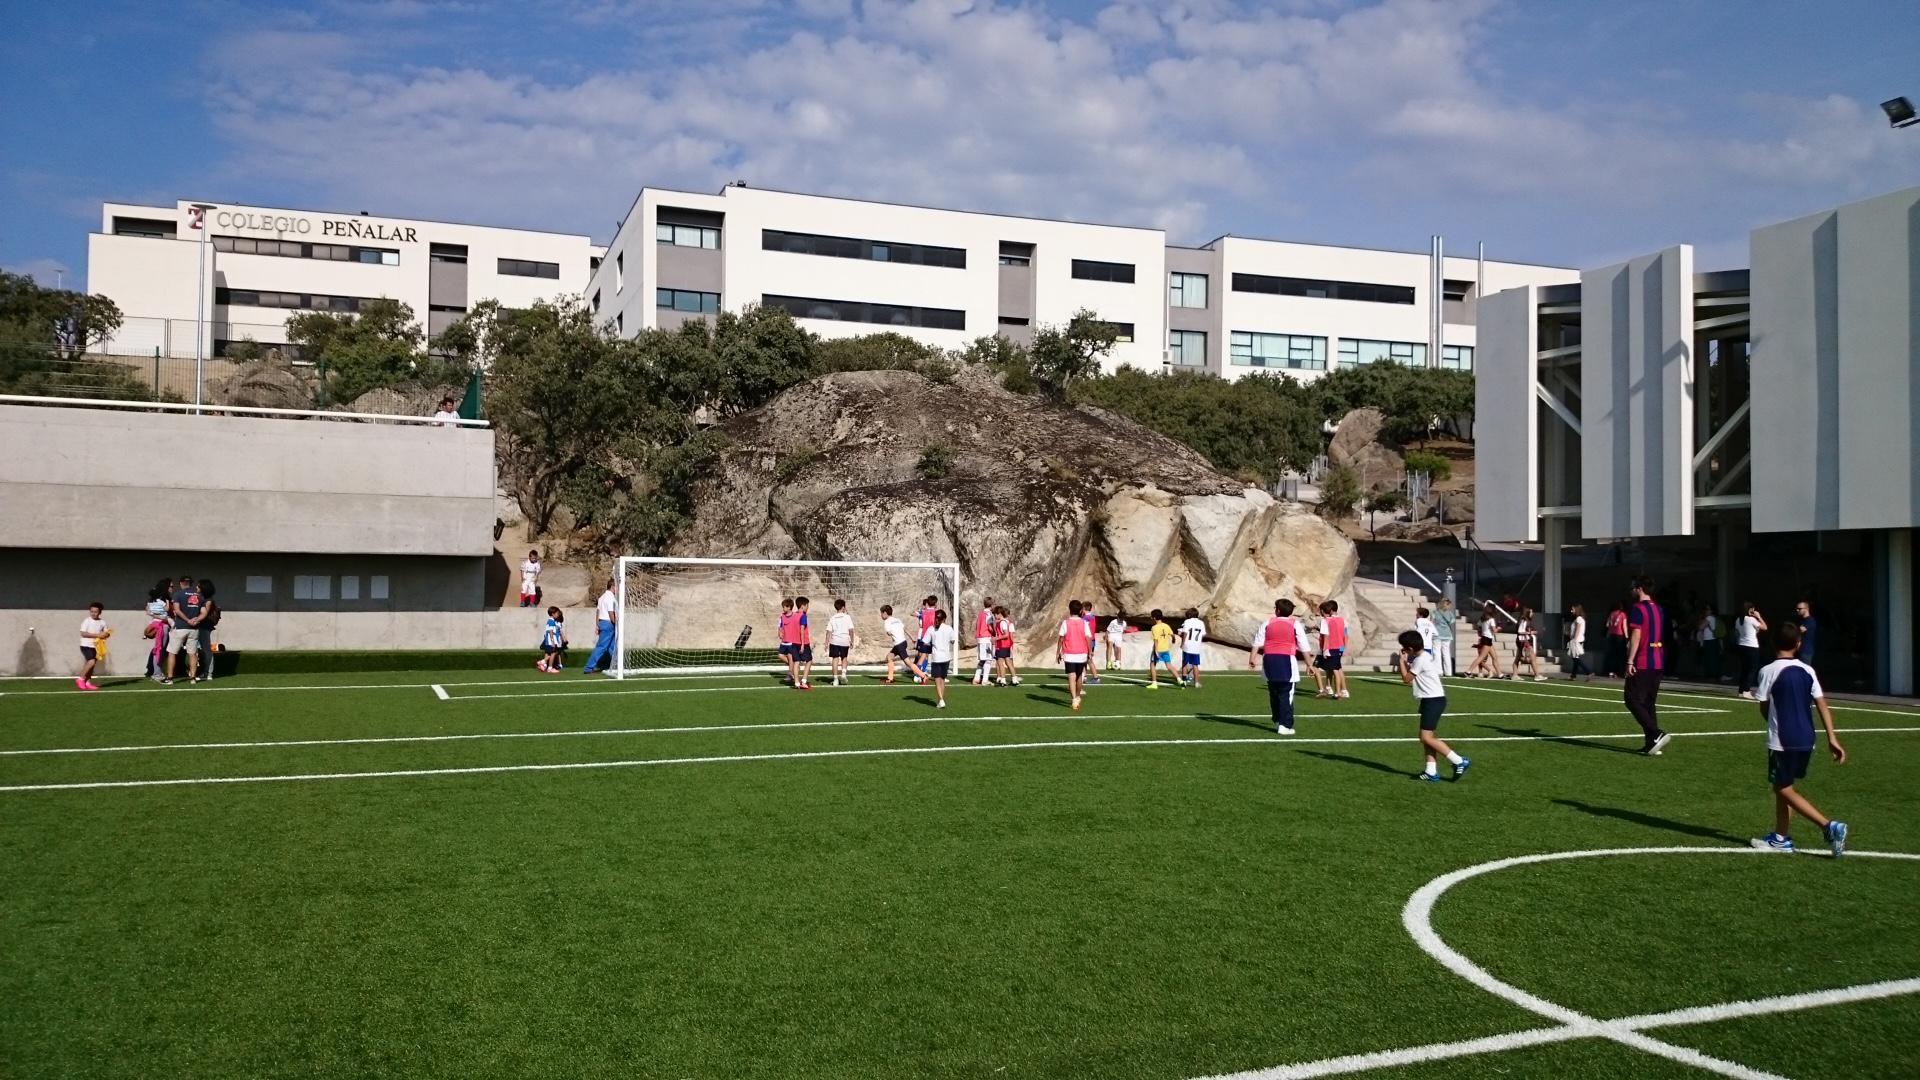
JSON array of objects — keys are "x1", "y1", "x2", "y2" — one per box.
[
  {"x1": 0, "y1": 393, "x2": 488, "y2": 427},
  {"x1": 1392, "y1": 555, "x2": 1445, "y2": 597}
]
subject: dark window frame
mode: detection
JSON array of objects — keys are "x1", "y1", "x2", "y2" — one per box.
[
  {"x1": 656, "y1": 287, "x2": 721, "y2": 314},
  {"x1": 497, "y1": 258, "x2": 561, "y2": 279},
  {"x1": 761, "y1": 228, "x2": 966, "y2": 269},
  {"x1": 214, "y1": 234, "x2": 399, "y2": 265},
  {"x1": 1071, "y1": 258, "x2": 1136, "y2": 283},
  {"x1": 1230, "y1": 272, "x2": 1415, "y2": 305},
  {"x1": 762, "y1": 293, "x2": 965, "y2": 332}
]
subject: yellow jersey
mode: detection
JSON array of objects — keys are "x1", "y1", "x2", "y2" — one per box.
[{"x1": 1151, "y1": 622, "x2": 1175, "y2": 653}]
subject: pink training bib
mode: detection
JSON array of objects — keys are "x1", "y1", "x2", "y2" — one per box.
[
  {"x1": 1261, "y1": 617, "x2": 1298, "y2": 655},
  {"x1": 1062, "y1": 618, "x2": 1091, "y2": 653},
  {"x1": 1323, "y1": 616, "x2": 1347, "y2": 650}
]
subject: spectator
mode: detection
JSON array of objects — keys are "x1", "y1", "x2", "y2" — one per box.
[
  {"x1": 1603, "y1": 602, "x2": 1629, "y2": 678},
  {"x1": 1696, "y1": 604, "x2": 1722, "y2": 683},
  {"x1": 145, "y1": 580, "x2": 171, "y2": 680},
  {"x1": 581, "y1": 577, "x2": 618, "y2": 675},
  {"x1": 1795, "y1": 600, "x2": 1819, "y2": 669},
  {"x1": 1735, "y1": 601, "x2": 1769, "y2": 698},
  {"x1": 432, "y1": 396, "x2": 460, "y2": 426},
  {"x1": 197, "y1": 579, "x2": 221, "y2": 681},
  {"x1": 164, "y1": 574, "x2": 207, "y2": 685},
  {"x1": 1432, "y1": 597, "x2": 1457, "y2": 676},
  {"x1": 519, "y1": 550, "x2": 542, "y2": 607}
]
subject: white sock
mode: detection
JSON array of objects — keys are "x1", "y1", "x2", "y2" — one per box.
[
  {"x1": 1425, "y1": 761, "x2": 1439, "y2": 776},
  {"x1": 1445, "y1": 751, "x2": 1464, "y2": 765}
]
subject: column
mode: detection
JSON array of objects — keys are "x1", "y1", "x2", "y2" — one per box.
[
  {"x1": 1542, "y1": 515, "x2": 1563, "y2": 614},
  {"x1": 1886, "y1": 529, "x2": 1913, "y2": 696}
]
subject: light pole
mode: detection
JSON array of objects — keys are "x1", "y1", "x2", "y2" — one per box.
[
  {"x1": 189, "y1": 203, "x2": 216, "y2": 410},
  {"x1": 1882, "y1": 96, "x2": 1916, "y2": 129}
]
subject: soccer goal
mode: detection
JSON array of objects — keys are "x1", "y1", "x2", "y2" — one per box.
[{"x1": 613, "y1": 556, "x2": 963, "y2": 678}]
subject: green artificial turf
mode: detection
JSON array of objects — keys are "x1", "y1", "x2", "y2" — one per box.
[{"x1": 1, "y1": 668, "x2": 1917, "y2": 1079}]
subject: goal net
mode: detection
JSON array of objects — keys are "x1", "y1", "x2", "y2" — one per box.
[{"x1": 613, "y1": 557, "x2": 963, "y2": 678}]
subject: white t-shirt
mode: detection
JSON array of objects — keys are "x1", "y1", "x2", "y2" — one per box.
[
  {"x1": 1290, "y1": 616, "x2": 1310, "y2": 683},
  {"x1": 1407, "y1": 650, "x2": 1444, "y2": 699},
  {"x1": 1481, "y1": 617, "x2": 1497, "y2": 639},
  {"x1": 81, "y1": 617, "x2": 106, "y2": 649},
  {"x1": 929, "y1": 624, "x2": 959, "y2": 664},
  {"x1": 1568, "y1": 615, "x2": 1587, "y2": 657},
  {"x1": 595, "y1": 590, "x2": 617, "y2": 622},
  {"x1": 883, "y1": 616, "x2": 907, "y2": 645},
  {"x1": 1414, "y1": 617, "x2": 1436, "y2": 650},
  {"x1": 1737, "y1": 614, "x2": 1760, "y2": 649},
  {"x1": 519, "y1": 559, "x2": 541, "y2": 593},
  {"x1": 1106, "y1": 617, "x2": 1126, "y2": 640},
  {"x1": 1517, "y1": 618, "x2": 1535, "y2": 644},
  {"x1": 1179, "y1": 617, "x2": 1206, "y2": 654},
  {"x1": 1696, "y1": 614, "x2": 1717, "y2": 644},
  {"x1": 1057, "y1": 620, "x2": 1089, "y2": 663},
  {"x1": 827, "y1": 611, "x2": 854, "y2": 647}
]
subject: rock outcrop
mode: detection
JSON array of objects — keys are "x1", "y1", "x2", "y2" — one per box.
[
  {"x1": 1328, "y1": 407, "x2": 1404, "y2": 491},
  {"x1": 205, "y1": 362, "x2": 319, "y2": 411},
  {"x1": 646, "y1": 366, "x2": 1361, "y2": 662}
]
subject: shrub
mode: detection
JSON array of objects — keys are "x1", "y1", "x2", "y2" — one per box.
[
  {"x1": 1365, "y1": 489, "x2": 1407, "y2": 514},
  {"x1": 916, "y1": 444, "x2": 953, "y2": 480},
  {"x1": 1317, "y1": 465, "x2": 1360, "y2": 520},
  {"x1": 1403, "y1": 449, "x2": 1452, "y2": 482},
  {"x1": 775, "y1": 447, "x2": 819, "y2": 483}
]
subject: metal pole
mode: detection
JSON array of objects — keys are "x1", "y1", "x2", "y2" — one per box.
[
  {"x1": 190, "y1": 203, "x2": 215, "y2": 411},
  {"x1": 1429, "y1": 235, "x2": 1443, "y2": 369}
]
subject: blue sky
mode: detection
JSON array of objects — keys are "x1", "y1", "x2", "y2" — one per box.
[{"x1": 4, "y1": 0, "x2": 1917, "y2": 288}]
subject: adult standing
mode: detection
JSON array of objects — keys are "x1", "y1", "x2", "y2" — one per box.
[
  {"x1": 1432, "y1": 597, "x2": 1457, "y2": 676},
  {"x1": 1696, "y1": 605, "x2": 1722, "y2": 683},
  {"x1": 1623, "y1": 577, "x2": 1672, "y2": 756},
  {"x1": 1565, "y1": 604, "x2": 1592, "y2": 682},
  {"x1": 1248, "y1": 598, "x2": 1307, "y2": 735},
  {"x1": 1603, "y1": 603, "x2": 1629, "y2": 677},
  {"x1": 582, "y1": 577, "x2": 619, "y2": 675},
  {"x1": 163, "y1": 574, "x2": 207, "y2": 685},
  {"x1": 196, "y1": 579, "x2": 221, "y2": 680},
  {"x1": 1735, "y1": 602, "x2": 1768, "y2": 698},
  {"x1": 1794, "y1": 600, "x2": 1818, "y2": 670}
]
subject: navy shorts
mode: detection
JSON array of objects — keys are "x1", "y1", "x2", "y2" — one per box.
[
  {"x1": 930, "y1": 661, "x2": 951, "y2": 679},
  {"x1": 829, "y1": 644, "x2": 850, "y2": 659},
  {"x1": 1418, "y1": 696, "x2": 1447, "y2": 731},
  {"x1": 778, "y1": 643, "x2": 794, "y2": 657},
  {"x1": 1317, "y1": 649, "x2": 1344, "y2": 672},
  {"x1": 994, "y1": 647, "x2": 1012, "y2": 659},
  {"x1": 797, "y1": 646, "x2": 814, "y2": 663},
  {"x1": 1768, "y1": 749, "x2": 1813, "y2": 787},
  {"x1": 1064, "y1": 660, "x2": 1087, "y2": 675},
  {"x1": 1182, "y1": 652, "x2": 1201, "y2": 668},
  {"x1": 890, "y1": 641, "x2": 908, "y2": 659},
  {"x1": 80, "y1": 646, "x2": 97, "y2": 661},
  {"x1": 915, "y1": 641, "x2": 932, "y2": 655}
]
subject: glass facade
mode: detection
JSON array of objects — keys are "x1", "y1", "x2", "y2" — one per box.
[
  {"x1": 1169, "y1": 272, "x2": 1208, "y2": 308},
  {"x1": 1230, "y1": 331, "x2": 1326, "y2": 370},
  {"x1": 1337, "y1": 338, "x2": 1427, "y2": 368},
  {"x1": 656, "y1": 288, "x2": 721, "y2": 314},
  {"x1": 656, "y1": 222, "x2": 721, "y2": 249},
  {"x1": 1169, "y1": 330, "x2": 1207, "y2": 367}
]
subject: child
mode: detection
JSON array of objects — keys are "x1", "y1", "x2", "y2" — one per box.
[
  {"x1": 776, "y1": 598, "x2": 798, "y2": 685},
  {"x1": 1178, "y1": 607, "x2": 1206, "y2": 688},
  {"x1": 927, "y1": 608, "x2": 959, "y2": 709},
  {"x1": 1080, "y1": 601, "x2": 1102, "y2": 685},
  {"x1": 1057, "y1": 600, "x2": 1094, "y2": 711},
  {"x1": 992, "y1": 606, "x2": 1021, "y2": 686},
  {"x1": 519, "y1": 549, "x2": 542, "y2": 607},
  {"x1": 973, "y1": 596, "x2": 996, "y2": 686},
  {"x1": 826, "y1": 598, "x2": 857, "y2": 686},
  {"x1": 1516, "y1": 607, "x2": 1545, "y2": 681},
  {"x1": 1302, "y1": 608, "x2": 1330, "y2": 698},
  {"x1": 1248, "y1": 599, "x2": 1307, "y2": 734},
  {"x1": 78, "y1": 602, "x2": 109, "y2": 691},
  {"x1": 144, "y1": 585, "x2": 170, "y2": 681},
  {"x1": 1146, "y1": 610, "x2": 1175, "y2": 690},
  {"x1": 1471, "y1": 603, "x2": 1505, "y2": 679},
  {"x1": 537, "y1": 606, "x2": 567, "y2": 674},
  {"x1": 1750, "y1": 623, "x2": 1849, "y2": 855},
  {"x1": 1397, "y1": 629, "x2": 1468, "y2": 782},
  {"x1": 1566, "y1": 604, "x2": 1593, "y2": 682},
  {"x1": 1433, "y1": 597, "x2": 1458, "y2": 676},
  {"x1": 913, "y1": 595, "x2": 938, "y2": 681},
  {"x1": 1318, "y1": 600, "x2": 1350, "y2": 699},
  {"x1": 1413, "y1": 607, "x2": 1437, "y2": 660},
  {"x1": 881, "y1": 605, "x2": 910, "y2": 684},
  {"x1": 1105, "y1": 612, "x2": 1127, "y2": 671},
  {"x1": 793, "y1": 596, "x2": 815, "y2": 690}
]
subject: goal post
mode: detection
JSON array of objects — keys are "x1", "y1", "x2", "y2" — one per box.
[{"x1": 613, "y1": 556, "x2": 963, "y2": 678}]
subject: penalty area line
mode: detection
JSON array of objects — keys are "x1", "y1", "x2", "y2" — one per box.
[{"x1": 431, "y1": 684, "x2": 449, "y2": 701}]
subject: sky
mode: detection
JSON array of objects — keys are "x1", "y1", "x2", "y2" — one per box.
[{"x1": 3, "y1": 0, "x2": 1917, "y2": 288}]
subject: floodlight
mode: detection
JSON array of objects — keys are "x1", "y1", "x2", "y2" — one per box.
[{"x1": 1883, "y1": 97, "x2": 1917, "y2": 129}]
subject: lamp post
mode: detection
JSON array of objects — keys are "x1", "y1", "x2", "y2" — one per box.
[
  {"x1": 188, "y1": 203, "x2": 216, "y2": 410},
  {"x1": 1882, "y1": 96, "x2": 1916, "y2": 129}
]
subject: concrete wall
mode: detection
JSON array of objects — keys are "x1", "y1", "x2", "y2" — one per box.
[
  {"x1": 0, "y1": 548, "x2": 485, "y2": 612},
  {"x1": 1752, "y1": 186, "x2": 1920, "y2": 533},
  {"x1": 1580, "y1": 245, "x2": 1696, "y2": 539},
  {"x1": 1474, "y1": 285, "x2": 1539, "y2": 541},
  {"x1": 0, "y1": 404, "x2": 496, "y2": 556}
]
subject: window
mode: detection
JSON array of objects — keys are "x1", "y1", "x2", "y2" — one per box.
[
  {"x1": 762, "y1": 294, "x2": 965, "y2": 332},
  {"x1": 339, "y1": 575, "x2": 360, "y2": 601},
  {"x1": 215, "y1": 235, "x2": 399, "y2": 265},
  {"x1": 761, "y1": 229, "x2": 965, "y2": 269},
  {"x1": 216, "y1": 287, "x2": 377, "y2": 313},
  {"x1": 997, "y1": 315, "x2": 1030, "y2": 326},
  {"x1": 1169, "y1": 272, "x2": 1208, "y2": 308},
  {"x1": 430, "y1": 243, "x2": 467, "y2": 263},
  {"x1": 1443, "y1": 279, "x2": 1474, "y2": 301},
  {"x1": 999, "y1": 241, "x2": 1034, "y2": 267},
  {"x1": 1168, "y1": 330, "x2": 1207, "y2": 367},
  {"x1": 1091, "y1": 321, "x2": 1135, "y2": 343},
  {"x1": 591, "y1": 289, "x2": 601, "y2": 314},
  {"x1": 1230, "y1": 331, "x2": 1326, "y2": 370},
  {"x1": 656, "y1": 287, "x2": 720, "y2": 314},
  {"x1": 656, "y1": 222, "x2": 721, "y2": 249},
  {"x1": 428, "y1": 304, "x2": 466, "y2": 314},
  {"x1": 1231, "y1": 273, "x2": 1415, "y2": 305},
  {"x1": 113, "y1": 216, "x2": 176, "y2": 238},
  {"x1": 1338, "y1": 338, "x2": 1427, "y2": 369},
  {"x1": 245, "y1": 575, "x2": 272, "y2": 594},
  {"x1": 498, "y1": 258, "x2": 560, "y2": 279},
  {"x1": 1072, "y1": 258, "x2": 1135, "y2": 283},
  {"x1": 293, "y1": 575, "x2": 330, "y2": 601},
  {"x1": 370, "y1": 575, "x2": 390, "y2": 600},
  {"x1": 590, "y1": 255, "x2": 602, "y2": 273},
  {"x1": 1442, "y1": 344, "x2": 1474, "y2": 371},
  {"x1": 615, "y1": 313, "x2": 623, "y2": 334},
  {"x1": 615, "y1": 252, "x2": 624, "y2": 292}
]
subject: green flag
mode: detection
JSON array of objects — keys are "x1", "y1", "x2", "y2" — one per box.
[{"x1": 458, "y1": 370, "x2": 483, "y2": 421}]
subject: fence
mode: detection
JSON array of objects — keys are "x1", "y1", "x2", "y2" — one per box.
[
  {"x1": 3, "y1": 342, "x2": 242, "y2": 403},
  {"x1": 88, "y1": 316, "x2": 295, "y2": 362}
]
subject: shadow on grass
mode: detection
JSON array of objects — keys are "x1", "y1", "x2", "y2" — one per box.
[
  {"x1": 1551, "y1": 799, "x2": 1744, "y2": 844},
  {"x1": 1481, "y1": 724, "x2": 1642, "y2": 755},
  {"x1": 904, "y1": 695, "x2": 938, "y2": 707},
  {"x1": 1197, "y1": 712, "x2": 1272, "y2": 733},
  {"x1": 1025, "y1": 693, "x2": 1071, "y2": 708},
  {"x1": 1296, "y1": 750, "x2": 1407, "y2": 777}
]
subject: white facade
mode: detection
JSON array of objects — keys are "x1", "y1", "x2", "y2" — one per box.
[
  {"x1": 587, "y1": 185, "x2": 1578, "y2": 380},
  {"x1": 87, "y1": 200, "x2": 603, "y2": 358}
]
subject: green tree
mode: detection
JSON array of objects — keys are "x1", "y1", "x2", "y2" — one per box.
[
  {"x1": 0, "y1": 270, "x2": 139, "y2": 398},
  {"x1": 1403, "y1": 448, "x2": 1453, "y2": 481},
  {"x1": 817, "y1": 332, "x2": 945, "y2": 373},
  {"x1": 1072, "y1": 368, "x2": 1321, "y2": 482},
  {"x1": 671, "y1": 304, "x2": 818, "y2": 418},
  {"x1": 1028, "y1": 309, "x2": 1118, "y2": 398},
  {"x1": 286, "y1": 298, "x2": 456, "y2": 404},
  {"x1": 1317, "y1": 465, "x2": 1361, "y2": 521},
  {"x1": 1312, "y1": 364, "x2": 1474, "y2": 444},
  {"x1": 958, "y1": 334, "x2": 1036, "y2": 394}
]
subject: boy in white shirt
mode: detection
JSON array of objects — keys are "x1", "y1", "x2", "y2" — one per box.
[
  {"x1": 1178, "y1": 608, "x2": 1206, "y2": 689},
  {"x1": 1397, "y1": 629, "x2": 1468, "y2": 782},
  {"x1": 880, "y1": 605, "x2": 910, "y2": 684},
  {"x1": 518, "y1": 549, "x2": 542, "y2": 607},
  {"x1": 77, "y1": 601, "x2": 110, "y2": 692},
  {"x1": 927, "y1": 609, "x2": 959, "y2": 709},
  {"x1": 1105, "y1": 614, "x2": 1127, "y2": 670},
  {"x1": 1413, "y1": 607, "x2": 1437, "y2": 656},
  {"x1": 826, "y1": 598, "x2": 858, "y2": 686}
]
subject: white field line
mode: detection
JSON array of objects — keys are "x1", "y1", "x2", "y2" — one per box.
[
  {"x1": 1427, "y1": 675, "x2": 1920, "y2": 717},
  {"x1": 0, "y1": 670, "x2": 815, "y2": 697},
  {"x1": 0, "y1": 708, "x2": 1699, "y2": 758},
  {"x1": 1205, "y1": 846, "x2": 1920, "y2": 1080},
  {"x1": 5, "y1": 726, "x2": 1920, "y2": 794},
  {"x1": 431, "y1": 684, "x2": 449, "y2": 701},
  {"x1": 1356, "y1": 675, "x2": 1736, "y2": 711}
]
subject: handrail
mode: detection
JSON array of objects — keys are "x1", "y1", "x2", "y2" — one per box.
[
  {"x1": 1470, "y1": 598, "x2": 1520, "y2": 627},
  {"x1": 1391, "y1": 555, "x2": 1445, "y2": 598},
  {"x1": 0, "y1": 393, "x2": 490, "y2": 428}
]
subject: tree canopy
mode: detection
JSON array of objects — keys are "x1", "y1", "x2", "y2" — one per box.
[
  {"x1": 0, "y1": 270, "x2": 139, "y2": 397},
  {"x1": 284, "y1": 298, "x2": 464, "y2": 404}
]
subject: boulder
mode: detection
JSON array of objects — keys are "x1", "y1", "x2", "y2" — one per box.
[
  {"x1": 1328, "y1": 407, "x2": 1404, "y2": 490},
  {"x1": 206, "y1": 362, "x2": 318, "y2": 411},
  {"x1": 1438, "y1": 487, "x2": 1475, "y2": 525},
  {"x1": 336, "y1": 384, "x2": 464, "y2": 420}
]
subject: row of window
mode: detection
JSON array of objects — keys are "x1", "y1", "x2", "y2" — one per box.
[
  {"x1": 762, "y1": 294, "x2": 965, "y2": 331},
  {"x1": 1333, "y1": 338, "x2": 1475, "y2": 370},
  {"x1": 1231, "y1": 331, "x2": 1328, "y2": 370},
  {"x1": 1223, "y1": 333, "x2": 1477, "y2": 371},
  {"x1": 657, "y1": 288, "x2": 720, "y2": 313},
  {"x1": 1231, "y1": 273, "x2": 1416, "y2": 306},
  {"x1": 497, "y1": 258, "x2": 560, "y2": 279},
  {"x1": 215, "y1": 287, "x2": 377, "y2": 313},
  {"x1": 1071, "y1": 258, "x2": 1135, "y2": 283},
  {"x1": 214, "y1": 235, "x2": 399, "y2": 265},
  {"x1": 762, "y1": 229, "x2": 966, "y2": 269},
  {"x1": 657, "y1": 223, "x2": 722, "y2": 249}
]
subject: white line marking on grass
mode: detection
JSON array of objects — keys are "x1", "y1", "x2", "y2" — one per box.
[
  {"x1": 1204, "y1": 847, "x2": 1920, "y2": 1080},
  {"x1": 0, "y1": 709, "x2": 1678, "y2": 757},
  {"x1": 6, "y1": 726, "x2": 1920, "y2": 792},
  {"x1": 1358, "y1": 675, "x2": 1733, "y2": 712},
  {"x1": 431, "y1": 684, "x2": 449, "y2": 701}
]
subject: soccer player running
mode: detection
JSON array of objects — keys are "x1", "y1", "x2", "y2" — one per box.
[
  {"x1": 1396, "y1": 629, "x2": 1468, "y2": 782},
  {"x1": 973, "y1": 596, "x2": 996, "y2": 686},
  {"x1": 913, "y1": 595, "x2": 938, "y2": 682},
  {"x1": 1178, "y1": 607, "x2": 1206, "y2": 688},
  {"x1": 1249, "y1": 598, "x2": 1308, "y2": 735},
  {"x1": 1749, "y1": 622, "x2": 1849, "y2": 855},
  {"x1": 1623, "y1": 577, "x2": 1671, "y2": 755},
  {"x1": 1057, "y1": 600, "x2": 1095, "y2": 711},
  {"x1": 927, "y1": 609, "x2": 959, "y2": 709},
  {"x1": 826, "y1": 598, "x2": 857, "y2": 686},
  {"x1": 880, "y1": 605, "x2": 910, "y2": 684},
  {"x1": 793, "y1": 596, "x2": 815, "y2": 690},
  {"x1": 1104, "y1": 612, "x2": 1127, "y2": 671},
  {"x1": 1080, "y1": 601, "x2": 1102, "y2": 685}
]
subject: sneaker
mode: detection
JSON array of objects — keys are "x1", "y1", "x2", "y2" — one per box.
[
  {"x1": 1647, "y1": 732, "x2": 1672, "y2": 756},
  {"x1": 1275, "y1": 725, "x2": 1295, "y2": 736},
  {"x1": 1453, "y1": 757, "x2": 1471, "y2": 780},
  {"x1": 1827, "y1": 820, "x2": 1849, "y2": 857},
  {"x1": 82, "y1": 681, "x2": 101, "y2": 692},
  {"x1": 160, "y1": 678, "x2": 174, "y2": 685},
  {"x1": 75, "y1": 677, "x2": 87, "y2": 690},
  {"x1": 1146, "y1": 683, "x2": 1159, "y2": 691},
  {"x1": 1750, "y1": 833, "x2": 1795, "y2": 853},
  {"x1": 1533, "y1": 675, "x2": 1546, "y2": 682},
  {"x1": 1071, "y1": 697, "x2": 1082, "y2": 712},
  {"x1": 936, "y1": 700, "x2": 947, "y2": 710},
  {"x1": 1413, "y1": 772, "x2": 1442, "y2": 782},
  {"x1": 1011, "y1": 677, "x2": 1021, "y2": 686},
  {"x1": 1339, "y1": 690, "x2": 1350, "y2": 699}
]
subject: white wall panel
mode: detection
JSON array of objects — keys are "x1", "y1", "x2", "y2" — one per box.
[
  {"x1": 1473, "y1": 285, "x2": 1539, "y2": 541},
  {"x1": 1580, "y1": 245, "x2": 1695, "y2": 538}
]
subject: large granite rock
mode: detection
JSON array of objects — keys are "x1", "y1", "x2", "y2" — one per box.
[
  {"x1": 643, "y1": 366, "x2": 1362, "y2": 663},
  {"x1": 206, "y1": 362, "x2": 319, "y2": 411},
  {"x1": 1328, "y1": 407, "x2": 1404, "y2": 491}
]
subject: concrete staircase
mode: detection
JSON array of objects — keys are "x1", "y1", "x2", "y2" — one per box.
[{"x1": 1351, "y1": 577, "x2": 1561, "y2": 672}]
